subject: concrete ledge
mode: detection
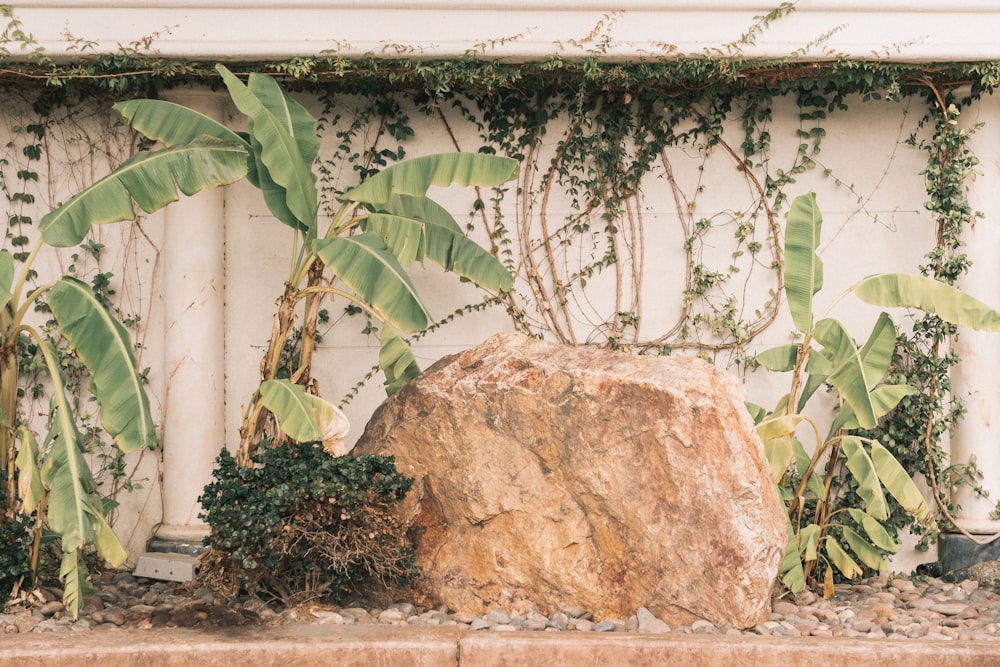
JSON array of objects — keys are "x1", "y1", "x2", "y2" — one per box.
[{"x1": 3, "y1": 625, "x2": 1000, "y2": 667}]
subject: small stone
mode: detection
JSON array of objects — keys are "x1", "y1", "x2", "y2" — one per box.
[
  {"x1": 470, "y1": 618, "x2": 489, "y2": 631},
  {"x1": 312, "y1": 611, "x2": 345, "y2": 625},
  {"x1": 592, "y1": 620, "x2": 617, "y2": 632},
  {"x1": 378, "y1": 609, "x2": 406, "y2": 624},
  {"x1": 39, "y1": 601, "x2": 65, "y2": 617},
  {"x1": 15, "y1": 614, "x2": 39, "y2": 633},
  {"x1": 452, "y1": 612, "x2": 477, "y2": 624},
  {"x1": 636, "y1": 607, "x2": 671, "y2": 634},
  {"x1": 102, "y1": 610, "x2": 125, "y2": 626},
  {"x1": 891, "y1": 578, "x2": 916, "y2": 592},
  {"x1": 486, "y1": 609, "x2": 511, "y2": 625},
  {"x1": 772, "y1": 600, "x2": 798, "y2": 615},
  {"x1": 929, "y1": 602, "x2": 971, "y2": 616},
  {"x1": 390, "y1": 602, "x2": 416, "y2": 616},
  {"x1": 523, "y1": 619, "x2": 547, "y2": 631},
  {"x1": 562, "y1": 605, "x2": 588, "y2": 619},
  {"x1": 574, "y1": 619, "x2": 594, "y2": 631},
  {"x1": 691, "y1": 620, "x2": 716, "y2": 632}
]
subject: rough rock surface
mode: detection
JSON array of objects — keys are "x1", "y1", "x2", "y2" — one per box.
[{"x1": 353, "y1": 332, "x2": 785, "y2": 629}]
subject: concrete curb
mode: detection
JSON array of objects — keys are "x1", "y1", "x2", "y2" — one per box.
[{"x1": 3, "y1": 625, "x2": 1000, "y2": 666}]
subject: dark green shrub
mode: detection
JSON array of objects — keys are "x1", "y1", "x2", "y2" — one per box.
[
  {"x1": 0, "y1": 471, "x2": 32, "y2": 604},
  {"x1": 198, "y1": 442, "x2": 417, "y2": 606}
]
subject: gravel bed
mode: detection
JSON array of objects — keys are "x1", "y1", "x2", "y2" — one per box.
[{"x1": 4, "y1": 571, "x2": 1000, "y2": 640}]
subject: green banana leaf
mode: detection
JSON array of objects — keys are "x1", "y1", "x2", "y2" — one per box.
[
  {"x1": 763, "y1": 434, "x2": 794, "y2": 483},
  {"x1": 853, "y1": 273, "x2": 1000, "y2": 331},
  {"x1": 756, "y1": 413, "x2": 810, "y2": 443},
  {"x1": 858, "y1": 313, "x2": 897, "y2": 389},
  {"x1": 379, "y1": 327, "x2": 421, "y2": 396},
  {"x1": 746, "y1": 402, "x2": 768, "y2": 424},
  {"x1": 248, "y1": 133, "x2": 307, "y2": 231},
  {"x1": 370, "y1": 193, "x2": 464, "y2": 229},
  {"x1": 364, "y1": 214, "x2": 426, "y2": 266},
  {"x1": 15, "y1": 426, "x2": 44, "y2": 512},
  {"x1": 780, "y1": 518, "x2": 806, "y2": 593},
  {"x1": 39, "y1": 136, "x2": 249, "y2": 247},
  {"x1": 870, "y1": 439, "x2": 932, "y2": 524},
  {"x1": 248, "y1": 72, "x2": 320, "y2": 169},
  {"x1": 340, "y1": 153, "x2": 518, "y2": 207},
  {"x1": 831, "y1": 383, "x2": 916, "y2": 433},
  {"x1": 0, "y1": 249, "x2": 12, "y2": 308},
  {"x1": 796, "y1": 371, "x2": 828, "y2": 413},
  {"x1": 846, "y1": 508, "x2": 897, "y2": 552},
  {"x1": 217, "y1": 65, "x2": 318, "y2": 232},
  {"x1": 812, "y1": 318, "x2": 877, "y2": 429},
  {"x1": 754, "y1": 343, "x2": 799, "y2": 372},
  {"x1": 244, "y1": 73, "x2": 319, "y2": 232},
  {"x1": 38, "y1": 338, "x2": 127, "y2": 618},
  {"x1": 259, "y1": 379, "x2": 338, "y2": 443},
  {"x1": 841, "y1": 435, "x2": 889, "y2": 520},
  {"x1": 825, "y1": 535, "x2": 863, "y2": 579},
  {"x1": 59, "y1": 550, "x2": 90, "y2": 621},
  {"x1": 365, "y1": 213, "x2": 514, "y2": 291},
  {"x1": 800, "y1": 523, "x2": 821, "y2": 562},
  {"x1": 783, "y1": 193, "x2": 824, "y2": 335},
  {"x1": 839, "y1": 525, "x2": 884, "y2": 571},
  {"x1": 48, "y1": 277, "x2": 157, "y2": 452},
  {"x1": 792, "y1": 437, "x2": 827, "y2": 499},
  {"x1": 114, "y1": 99, "x2": 249, "y2": 148},
  {"x1": 312, "y1": 233, "x2": 430, "y2": 332}
]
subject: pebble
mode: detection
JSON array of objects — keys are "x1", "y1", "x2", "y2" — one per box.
[{"x1": 4, "y1": 571, "x2": 1000, "y2": 641}]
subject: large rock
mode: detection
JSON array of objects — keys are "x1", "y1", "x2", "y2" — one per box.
[{"x1": 354, "y1": 332, "x2": 785, "y2": 628}]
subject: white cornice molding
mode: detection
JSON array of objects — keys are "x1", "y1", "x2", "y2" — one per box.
[{"x1": 6, "y1": 2, "x2": 1000, "y2": 61}]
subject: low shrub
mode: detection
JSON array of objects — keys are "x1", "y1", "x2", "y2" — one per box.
[
  {"x1": 0, "y1": 471, "x2": 32, "y2": 604},
  {"x1": 198, "y1": 442, "x2": 417, "y2": 606}
]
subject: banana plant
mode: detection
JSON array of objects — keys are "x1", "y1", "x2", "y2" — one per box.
[
  {"x1": 0, "y1": 127, "x2": 247, "y2": 615},
  {"x1": 112, "y1": 65, "x2": 518, "y2": 464},
  {"x1": 752, "y1": 193, "x2": 1000, "y2": 595}
]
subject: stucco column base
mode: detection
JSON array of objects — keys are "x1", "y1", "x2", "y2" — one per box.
[{"x1": 150, "y1": 524, "x2": 211, "y2": 556}]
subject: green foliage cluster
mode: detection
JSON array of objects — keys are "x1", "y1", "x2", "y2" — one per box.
[
  {"x1": 198, "y1": 442, "x2": 417, "y2": 606},
  {"x1": 0, "y1": 470, "x2": 31, "y2": 603}
]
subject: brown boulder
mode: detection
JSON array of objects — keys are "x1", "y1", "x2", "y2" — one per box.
[{"x1": 353, "y1": 332, "x2": 785, "y2": 628}]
